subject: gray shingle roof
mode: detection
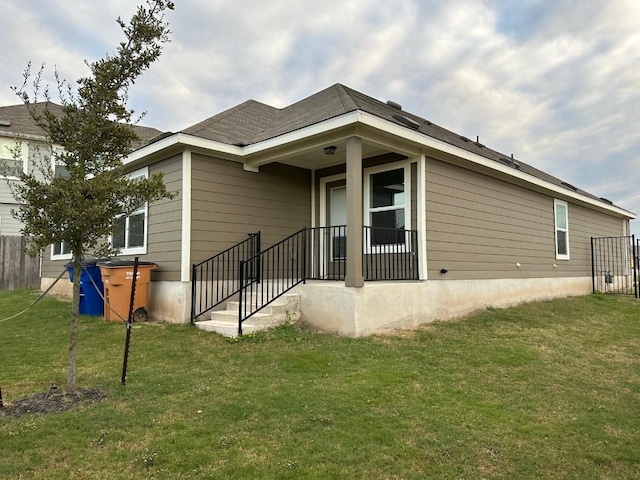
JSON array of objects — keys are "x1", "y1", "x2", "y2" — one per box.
[
  {"x1": 180, "y1": 83, "x2": 614, "y2": 206},
  {"x1": 0, "y1": 102, "x2": 162, "y2": 148}
]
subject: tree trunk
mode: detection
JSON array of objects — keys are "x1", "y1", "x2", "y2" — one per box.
[{"x1": 67, "y1": 254, "x2": 82, "y2": 392}]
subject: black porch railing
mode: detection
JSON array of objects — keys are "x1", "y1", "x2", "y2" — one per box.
[
  {"x1": 363, "y1": 226, "x2": 419, "y2": 281},
  {"x1": 192, "y1": 226, "x2": 419, "y2": 334},
  {"x1": 591, "y1": 235, "x2": 638, "y2": 297},
  {"x1": 238, "y1": 229, "x2": 307, "y2": 335},
  {"x1": 234, "y1": 226, "x2": 419, "y2": 334},
  {"x1": 190, "y1": 232, "x2": 260, "y2": 323},
  {"x1": 306, "y1": 226, "x2": 347, "y2": 280},
  {"x1": 305, "y1": 226, "x2": 419, "y2": 281}
]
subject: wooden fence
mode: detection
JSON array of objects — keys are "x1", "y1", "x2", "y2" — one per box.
[{"x1": 0, "y1": 236, "x2": 40, "y2": 290}]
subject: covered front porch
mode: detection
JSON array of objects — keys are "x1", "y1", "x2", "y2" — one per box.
[
  {"x1": 191, "y1": 133, "x2": 429, "y2": 333},
  {"x1": 244, "y1": 132, "x2": 429, "y2": 287}
]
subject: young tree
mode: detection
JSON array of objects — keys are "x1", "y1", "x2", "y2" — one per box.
[{"x1": 10, "y1": 0, "x2": 175, "y2": 392}]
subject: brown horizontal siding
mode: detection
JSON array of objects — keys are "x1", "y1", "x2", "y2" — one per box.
[
  {"x1": 568, "y1": 203, "x2": 624, "y2": 272},
  {"x1": 425, "y1": 158, "x2": 625, "y2": 280},
  {"x1": 41, "y1": 154, "x2": 184, "y2": 282},
  {"x1": 116, "y1": 155, "x2": 183, "y2": 282},
  {"x1": 191, "y1": 154, "x2": 311, "y2": 265}
]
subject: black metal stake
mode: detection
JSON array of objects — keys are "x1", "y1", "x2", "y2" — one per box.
[
  {"x1": 0, "y1": 386, "x2": 3, "y2": 408},
  {"x1": 121, "y1": 257, "x2": 140, "y2": 386}
]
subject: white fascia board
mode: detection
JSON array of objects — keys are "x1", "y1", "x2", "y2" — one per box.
[
  {"x1": 124, "y1": 112, "x2": 634, "y2": 219},
  {"x1": 355, "y1": 112, "x2": 635, "y2": 219},
  {"x1": 242, "y1": 112, "x2": 361, "y2": 156},
  {"x1": 0, "y1": 131, "x2": 48, "y2": 142},
  {"x1": 124, "y1": 132, "x2": 244, "y2": 165}
]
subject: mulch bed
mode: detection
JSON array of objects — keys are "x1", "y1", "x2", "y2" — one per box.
[{"x1": 0, "y1": 388, "x2": 107, "y2": 418}]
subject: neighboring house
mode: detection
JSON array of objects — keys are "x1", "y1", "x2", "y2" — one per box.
[
  {"x1": 0, "y1": 101, "x2": 161, "y2": 244},
  {"x1": 40, "y1": 84, "x2": 635, "y2": 335},
  {"x1": 0, "y1": 102, "x2": 64, "y2": 235}
]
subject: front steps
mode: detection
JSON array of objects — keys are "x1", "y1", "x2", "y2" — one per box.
[{"x1": 195, "y1": 293, "x2": 300, "y2": 337}]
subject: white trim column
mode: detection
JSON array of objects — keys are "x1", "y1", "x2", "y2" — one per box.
[
  {"x1": 181, "y1": 150, "x2": 192, "y2": 282},
  {"x1": 417, "y1": 153, "x2": 428, "y2": 279},
  {"x1": 345, "y1": 136, "x2": 364, "y2": 287}
]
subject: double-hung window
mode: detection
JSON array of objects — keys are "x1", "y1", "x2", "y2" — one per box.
[
  {"x1": 554, "y1": 199, "x2": 569, "y2": 260},
  {"x1": 49, "y1": 146, "x2": 73, "y2": 260},
  {"x1": 111, "y1": 167, "x2": 149, "y2": 255},
  {"x1": 364, "y1": 163, "x2": 410, "y2": 250},
  {"x1": 0, "y1": 138, "x2": 25, "y2": 178},
  {"x1": 52, "y1": 147, "x2": 69, "y2": 178}
]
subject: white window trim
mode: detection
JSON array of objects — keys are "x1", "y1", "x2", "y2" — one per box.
[
  {"x1": 554, "y1": 199, "x2": 570, "y2": 260},
  {"x1": 363, "y1": 161, "x2": 411, "y2": 254},
  {"x1": 51, "y1": 241, "x2": 72, "y2": 261},
  {"x1": 0, "y1": 139, "x2": 27, "y2": 179},
  {"x1": 51, "y1": 146, "x2": 68, "y2": 178},
  {"x1": 111, "y1": 166, "x2": 149, "y2": 256}
]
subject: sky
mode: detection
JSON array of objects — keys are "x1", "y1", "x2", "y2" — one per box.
[{"x1": 1, "y1": 0, "x2": 639, "y2": 233}]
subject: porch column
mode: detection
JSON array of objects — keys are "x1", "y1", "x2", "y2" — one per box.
[
  {"x1": 417, "y1": 153, "x2": 428, "y2": 280},
  {"x1": 345, "y1": 136, "x2": 364, "y2": 287}
]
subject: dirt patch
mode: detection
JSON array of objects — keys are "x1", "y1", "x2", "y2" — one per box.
[{"x1": 0, "y1": 388, "x2": 107, "y2": 418}]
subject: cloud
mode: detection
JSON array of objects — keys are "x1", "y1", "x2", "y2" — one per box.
[{"x1": 1, "y1": 0, "x2": 639, "y2": 230}]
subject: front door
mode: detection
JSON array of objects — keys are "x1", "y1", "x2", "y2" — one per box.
[{"x1": 317, "y1": 179, "x2": 347, "y2": 279}]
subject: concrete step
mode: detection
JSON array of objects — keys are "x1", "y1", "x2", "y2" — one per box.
[
  {"x1": 225, "y1": 293, "x2": 300, "y2": 314},
  {"x1": 195, "y1": 293, "x2": 300, "y2": 338}
]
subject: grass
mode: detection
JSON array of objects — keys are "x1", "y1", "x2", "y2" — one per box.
[{"x1": 1, "y1": 290, "x2": 640, "y2": 479}]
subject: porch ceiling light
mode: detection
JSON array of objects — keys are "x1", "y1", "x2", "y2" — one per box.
[{"x1": 324, "y1": 146, "x2": 337, "y2": 155}]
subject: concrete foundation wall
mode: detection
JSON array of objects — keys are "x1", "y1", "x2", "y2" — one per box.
[
  {"x1": 300, "y1": 277, "x2": 592, "y2": 336},
  {"x1": 148, "y1": 281, "x2": 190, "y2": 323},
  {"x1": 41, "y1": 277, "x2": 191, "y2": 324},
  {"x1": 42, "y1": 276, "x2": 593, "y2": 332}
]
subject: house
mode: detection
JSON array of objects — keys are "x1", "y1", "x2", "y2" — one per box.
[
  {"x1": 0, "y1": 102, "x2": 161, "y2": 240},
  {"x1": 40, "y1": 84, "x2": 635, "y2": 335},
  {"x1": 0, "y1": 102, "x2": 63, "y2": 235}
]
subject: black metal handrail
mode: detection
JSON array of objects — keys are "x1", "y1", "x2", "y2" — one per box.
[
  {"x1": 190, "y1": 232, "x2": 260, "y2": 324},
  {"x1": 238, "y1": 228, "x2": 307, "y2": 335},
  {"x1": 306, "y1": 225, "x2": 347, "y2": 280},
  {"x1": 363, "y1": 226, "x2": 419, "y2": 281},
  {"x1": 235, "y1": 226, "x2": 419, "y2": 334},
  {"x1": 304, "y1": 225, "x2": 418, "y2": 281}
]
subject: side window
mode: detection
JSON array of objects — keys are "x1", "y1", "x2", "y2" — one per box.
[
  {"x1": 53, "y1": 147, "x2": 69, "y2": 178},
  {"x1": 364, "y1": 163, "x2": 410, "y2": 248},
  {"x1": 554, "y1": 199, "x2": 570, "y2": 260},
  {"x1": 110, "y1": 168, "x2": 148, "y2": 255}
]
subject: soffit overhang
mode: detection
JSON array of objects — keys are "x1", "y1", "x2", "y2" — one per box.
[{"x1": 124, "y1": 111, "x2": 635, "y2": 219}]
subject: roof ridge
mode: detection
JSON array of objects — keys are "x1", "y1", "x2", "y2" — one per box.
[
  {"x1": 182, "y1": 99, "x2": 276, "y2": 136},
  {"x1": 333, "y1": 84, "x2": 360, "y2": 112}
]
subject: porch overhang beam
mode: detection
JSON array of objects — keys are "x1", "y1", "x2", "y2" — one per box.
[{"x1": 242, "y1": 131, "x2": 356, "y2": 171}]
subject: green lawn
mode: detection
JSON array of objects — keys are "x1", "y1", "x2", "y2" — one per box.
[{"x1": 1, "y1": 290, "x2": 639, "y2": 479}]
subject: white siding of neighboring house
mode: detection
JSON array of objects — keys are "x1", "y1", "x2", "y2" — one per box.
[{"x1": 0, "y1": 135, "x2": 55, "y2": 235}]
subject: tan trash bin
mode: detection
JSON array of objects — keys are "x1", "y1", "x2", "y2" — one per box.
[{"x1": 98, "y1": 260, "x2": 157, "y2": 322}]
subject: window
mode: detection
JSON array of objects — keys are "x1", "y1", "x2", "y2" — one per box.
[
  {"x1": 0, "y1": 139, "x2": 24, "y2": 177},
  {"x1": 53, "y1": 147, "x2": 69, "y2": 178},
  {"x1": 364, "y1": 163, "x2": 410, "y2": 249},
  {"x1": 554, "y1": 199, "x2": 569, "y2": 260},
  {"x1": 51, "y1": 240, "x2": 72, "y2": 260},
  {"x1": 111, "y1": 167, "x2": 149, "y2": 255}
]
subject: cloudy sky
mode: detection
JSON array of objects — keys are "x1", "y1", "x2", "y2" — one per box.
[{"x1": 1, "y1": 0, "x2": 639, "y2": 233}]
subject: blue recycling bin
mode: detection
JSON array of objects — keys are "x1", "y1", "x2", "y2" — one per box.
[{"x1": 67, "y1": 260, "x2": 105, "y2": 316}]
